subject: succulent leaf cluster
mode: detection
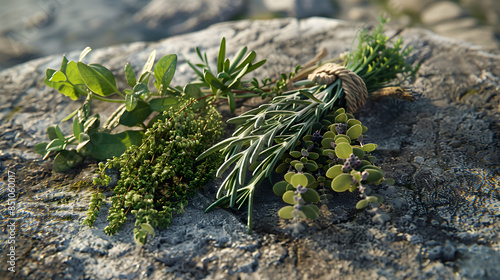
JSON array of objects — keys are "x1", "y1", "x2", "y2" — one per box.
[{"x1": 273, "y1": 107, "x2": 390, "y2": 220}]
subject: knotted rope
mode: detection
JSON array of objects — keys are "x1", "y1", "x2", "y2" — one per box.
[{"x1": 308, "y1": 63, "x2": 368, "y2": 113}]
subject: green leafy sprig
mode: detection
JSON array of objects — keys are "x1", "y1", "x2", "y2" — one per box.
[
  {"x1": 86, "y1": 99, "x2": 223, "y2": 244},
  {"x1": 35, "y1": 48, "x2": 181, "y2": 171},
  {"x1": 188, "y1": 38, "x2": 266, "y2": 113}
]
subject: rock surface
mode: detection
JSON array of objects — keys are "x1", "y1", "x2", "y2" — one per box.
[
  {"x1": 259, "y1": 0, "x2": 336, "y2": 18},
  {"x1": 2, "y1": 0, "x2": 499, "y2": 70},
  {"x1": 1, "y1": 17, "x2": 499, "y2": 279},
  {"x1": 134, "y1": 0, "x2": 245, "y2": 36}
]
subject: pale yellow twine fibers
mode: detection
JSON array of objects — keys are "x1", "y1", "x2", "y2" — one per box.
[{"x1": 308, "y1": 63, "x2": 368, "y2": 113}]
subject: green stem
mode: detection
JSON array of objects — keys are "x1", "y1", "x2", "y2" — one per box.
[
  {"x1": 116, "y1": 91, "x2": 125, "y2": 99},
  {"x1": 247, "y1": 189, "x2": 254, "y2": 234},
  {"x1": 81, "y1": 91, "x2": 126, "y2": 103}
]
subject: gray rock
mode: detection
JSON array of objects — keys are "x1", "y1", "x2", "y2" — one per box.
[
  {"x1": 421, "y1": 1, "x2": 464, "y2": 25},
  {"x1": 134, "y1": 0, "x2": 245, "y2": 36},
  {"x1": 0, "y1": 17, "x2": 499, "y2": 279},
  {"x1": 261, "y1": 0, "x2": 336, "y2": 18},
  {"x1": 427, "y1": 245, "x2": 443, "y2": 261},
  {"x1": 414, "y1": 156, "x2": 425, "y2": 165},
  {"x1": 386, "y1": 0, "x2": 433, "y2": 14},
  {"x1": 442, "y1": 240, "x2": 456, "y2": 261},
  {"x1": 433, "y1": 17, "x2": 479, "y2": 34},
  {"x1": 0, "y1": 36, "x2": 36, "y2": 70},
  {"x1": 443, "y1": 25, "x2": 500, "y2": 50}
]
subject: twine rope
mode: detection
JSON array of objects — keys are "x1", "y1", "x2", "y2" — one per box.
[{"x1": 308, "y1": 63, "x2": 368, "y2": 113}]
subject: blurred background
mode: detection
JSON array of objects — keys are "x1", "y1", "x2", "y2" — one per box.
[{"x1": 1, "y1": 0, "x2": 499, "y2": 71}]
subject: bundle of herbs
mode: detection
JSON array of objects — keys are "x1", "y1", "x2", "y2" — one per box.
[
  {"x1": 38, "y1": 17, "x2": 418, "y2": 242},
  {"x1": 197, "y1": 17, "x2": 418, "y2": 233}
]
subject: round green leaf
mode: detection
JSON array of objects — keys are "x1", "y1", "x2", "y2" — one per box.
[
  {"x1": 304, "y1": 140, "x2": 314, "y2": 147},
  {"x1": 323, "y1": 131, "x2": 336, "y2": 139},
  {"x1": 322, "y1": 149, "x2": 336, "y2": 157},
  {"x1": 307, "y1": 181, "x2": 319, "y2": 189},
  {"x1": 302, "y1": 189, "x2": 320, "y2": 203},
  {"x1": 359, "y1": 165, "x2": 383, "y2": 173},
  {"x1": 352, "y1": 147, "x2": 365, "y2": 161},
  {"x1": 335, "y1": 137, "x2": 350, "y2": 144},
  {"x1": 304, "y1": 162, "x2": 318, "y2": 172},
  {"x1": 326, "y1": 164, "x2": 343, "y2": 179},
  {"x1": 321, "y1": 138, "x2": 335, "y2": 148},
  {"x1": 282, "y1": 191, "x2": 296, "y2": 204},
  {"x1": 367, "y1": 155, "x2": 377, "y2": 163},
  {"x1": 289, "y1": 150, "x2": 302, "y2": 158},
  {"x1": 334, "y1": 108, "x2": 345, "y2": 115},
  {"x1": 77, "y1": 62, "x2": 118, "y2": 96},
  {"x1": 88, "y1": 131, "x2": 144, "y2": 160},
  {"x1": 278, "y1": 206, "x2": 294, "y2": 219},
  {"x1": 47, "y1": 124, "x2": 64, "y2": 140},
  {"x1": 335, "y1": 113, "x2": 348, "y2": 123},
  {"x1": 362, "y1": 125, "x2": 368, "y2": 133},
  {"x1": 362, "y1": 143, "x2": 378, "y2": 152},
  {"x1": 150, "y1": 97, "x2": 179, "y2": 112},
  {"x1": 34, "y1": 142, "x2": 48, "y2": 155},
  {"x1": 385, "y1": 178, "x2": 395, "y2": 186},
  {"x1": 360, "y1": 160, "x2": 372, "y2": 168},
  {"x1": 304, "y1": 173, "x2": 315, "y2": 186},
  {"x1": 331, "y1": 173, "x2": 353, "y2": 192},
  {"x1": 46, "y1": 139, "x2": 66, "y2": 152},
  {"x1": 364, "y1": 169, "x2": 384, "y2": 183},
  {"x1": 53, "y1": 150, "x2": 83, "y2": 172},
  {"x1": 301, "y1": 205, "x2": 319, "y2": 220},
  {"x1": 284, "y1": 172, "x2": 295, "y2": 183},
  {"x1": 119, "y1": 100, "x2": 152, "y2": 127},
  {"x1": 356, "y1": 199, "x2": 369, "y2": 209},
  {"x1": 335, "y1": 134, "x2": 350, "y2": 143},
  {"x1": 291, "y1": 173, "x2": 308, "y2": 188},
  {"x1": 124, "y1": 62, "x2": 137, "y2": 87},
  {"x1": 335, "y1": 142, "x2": 352, "y2": 159},
  {"x1": 348, "y1": 119, "x2": 362, "y2": 127},
  {"x1": 303, "y1": 135, "x2": 313, "y2": 141},
  {"x1": 347, "y1": 124, "x2": 362, "y2": 141},
  {"x1": 140, "y1": 223, "x2": 155, "y2": 237},
  {"x1": 309, "y1": 204, "x2": 320, "y2": 214},
  {"x1": 308, "y1": 152, "x2": 319, "y2": 160},
  {"x1": 275, "y1": 162, "x2": 289, "y2": 173},
  {"x1": 273, "y1": 181, "x2": 290, "y2": 196},
  {"x1": 154, "y1": 54, "x2": 177, "y2": 95},
  {"x1": 294, "y1": 163, "x2": 304, "y2": 172},
  {"x1": 125, "y1": 93, "x2": 139, "y2": 111}
]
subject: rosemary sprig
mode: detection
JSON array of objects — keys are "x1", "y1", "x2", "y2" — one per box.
[{"x1": 197, "y1": 17, "x2": 417, "y2": 234}]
